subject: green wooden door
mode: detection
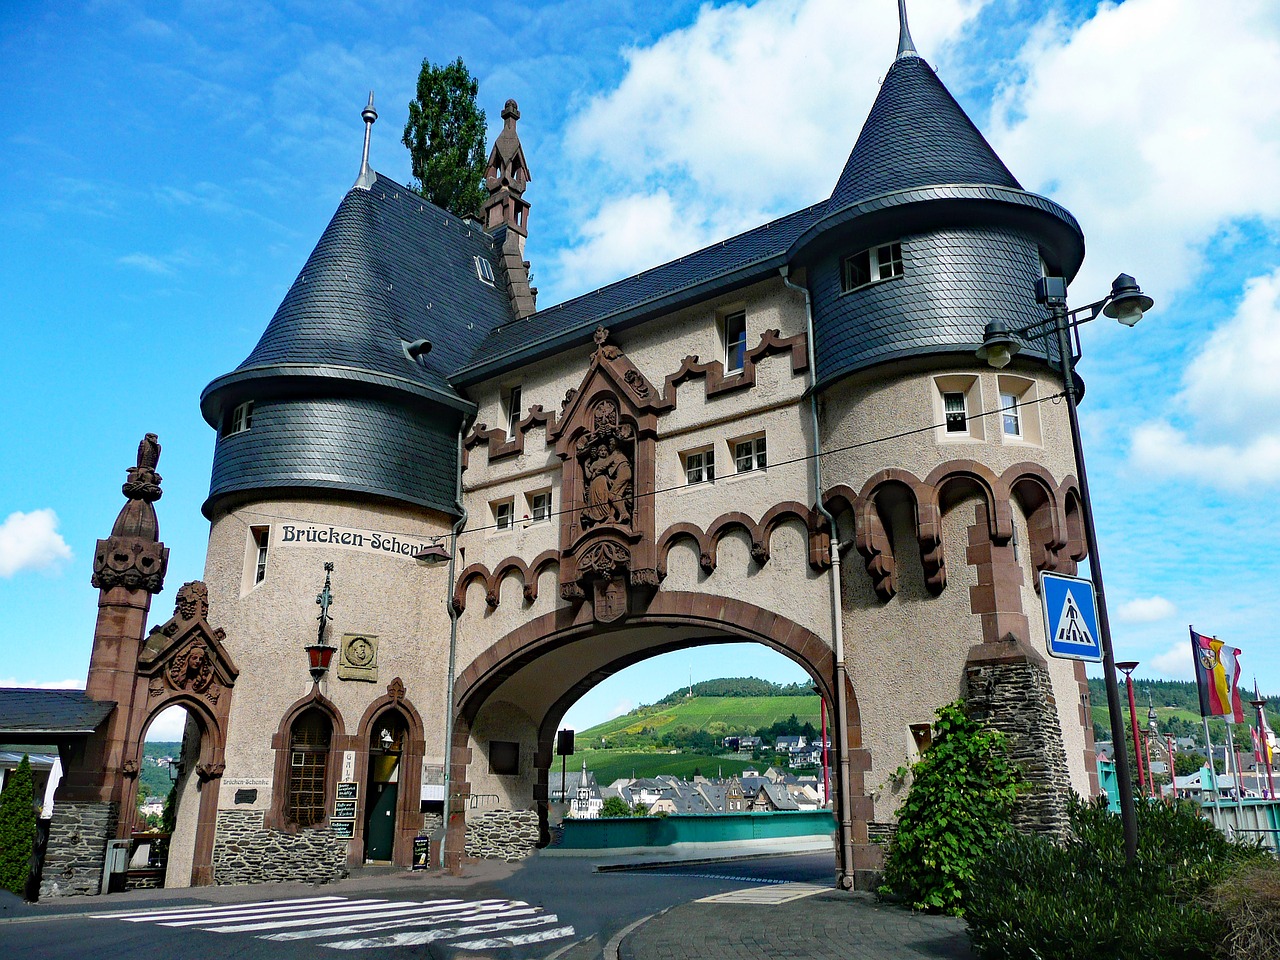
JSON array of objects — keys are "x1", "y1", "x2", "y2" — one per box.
[{"x1": 365, "y1": 782, "x2": 398, "y2": 860}]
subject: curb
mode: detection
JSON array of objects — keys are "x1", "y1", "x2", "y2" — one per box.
[{"x1": 605, "y1": 909, "x2": 666, "y2": 960}]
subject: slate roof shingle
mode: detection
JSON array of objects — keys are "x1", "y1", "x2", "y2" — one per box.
[{"x1": 0, "y1": 689, "x2": 114, "y2": 737}]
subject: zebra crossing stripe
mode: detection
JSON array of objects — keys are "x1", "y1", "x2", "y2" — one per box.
[
  {"x1": 248, "y1": 901, "x2": 532, "y2": 938},
  {"x1": 452, "y1": 926, "x2": 579, "y2": 951},
  {"x1": 323, "y1": 913, "x2": 564, "y2": 951},
  {"x1": 161, "y1": 898, "x2": 392, "y2": 927},
  {"x1": 95, "y1": 895, "x2": 347, "y2": 921}
]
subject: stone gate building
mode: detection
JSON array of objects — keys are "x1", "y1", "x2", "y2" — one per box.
[{"x1": 43, "y1": 5, "x2": 1097, "y2": 895}]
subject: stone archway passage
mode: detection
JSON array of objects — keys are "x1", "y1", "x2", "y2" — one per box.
[{"x1": 448, "y1": 591, "x2": 876, "y2": 885}]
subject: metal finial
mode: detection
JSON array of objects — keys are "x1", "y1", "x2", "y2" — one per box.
[
  {"x1": 896, "y1": 0, "x2": 919, "y2": 60},
  {"x1": 354, "y1": 91, "x2": 377, "y2": 190}
]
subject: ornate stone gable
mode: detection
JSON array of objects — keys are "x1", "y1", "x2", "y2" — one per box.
[
  {"x1": 139, "y1": 581, "x2": 240, "y2": 710},
  {"x1": 549, "y1": 328, "x2": 664, "y2": 619}
]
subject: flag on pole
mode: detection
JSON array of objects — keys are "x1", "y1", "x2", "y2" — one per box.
[
  {"x1": 1190, "y1": 628, "x2": 1245, "y2": 723},
  {"x1": 1254, "y1": 726, "x2": 1265, "y2": 764}
]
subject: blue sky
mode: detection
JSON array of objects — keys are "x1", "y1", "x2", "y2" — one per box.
[{"x1": 2, "y1": 0, "x2": 1278, "y2": 737}]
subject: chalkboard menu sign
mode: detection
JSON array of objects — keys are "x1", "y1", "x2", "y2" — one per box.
[
  {"x1": 331, "y1": 820, "x2": 354, "y2": 839},
  {"x1": 336, "y1": 781, "x2": 358, "y2": 801},
  {"x1": 412, "y1": 836, "x2": 430, "y2": 870},
  {"x1": 333, "y1": 800, "x2": 357, "y2": 821}
]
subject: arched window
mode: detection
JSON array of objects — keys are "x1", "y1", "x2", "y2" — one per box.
[{"x1": 288, "y1": 709, "x2": 332, "y2": 826}]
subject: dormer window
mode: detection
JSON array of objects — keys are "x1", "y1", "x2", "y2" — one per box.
[
  {"x1": 475, "y1": 256, "x2": 496, "y2": 286},
  {"x1": 842, "y1": 242, "x2": 903, "y2": 293},
  {"x1": 224, "y1": 401, "x2": 254, "y2": 437}
]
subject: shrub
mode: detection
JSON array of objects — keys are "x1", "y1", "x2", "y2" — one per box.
[
  {"x1": 0, "y1": 755, "x2": 37, "y2": 895},
  {"x1": 599, "y1": 796, "x2": 633, "y2": 818},
  {"x1": 878, "y1": 700, "x2": 1019, "y2": 915},
  {"x1": 966, "y1": 794, "x2": 1269, "y2": 960},
  {"x1": 1205, "y1": 858, "x2": 1280, "y2": 960}
]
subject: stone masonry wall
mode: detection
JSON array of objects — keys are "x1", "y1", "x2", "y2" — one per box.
[
  {"x1": 212, "y1": 810, "x2": 349, "y2": 885},
  {"x1": 464, "y1": 809, "x2": 539, "y2": 861},
  {"x1": 965, "y1": 655, "x2": 1071, "y2": 836},
  {"x1": 39, "y1": 801, "x2": 119, "y2": 899}
]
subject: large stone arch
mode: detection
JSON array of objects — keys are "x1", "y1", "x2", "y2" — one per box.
[{"x1": 446, "y1": 591, "x2": 875, "y2": 885}]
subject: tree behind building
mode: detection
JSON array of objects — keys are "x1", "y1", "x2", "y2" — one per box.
[{"x1": 402, "y1": 57, "x2": 488, "y2": 217}]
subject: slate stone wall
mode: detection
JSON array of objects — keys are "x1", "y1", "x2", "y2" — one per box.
[
  {"x1": 39, "y1": 801, "x2": 119, "y2": 899},
  {"x1": 464, "y1": 809, "x2": 539, "y2": 861},
  {"x1": 965, "y1": 654, "x2": 1071, "y2": 836},
  {"x1": 211, "y1": 810, "x2": 349, "y2": 885}
]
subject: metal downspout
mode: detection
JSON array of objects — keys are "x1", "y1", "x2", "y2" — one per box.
[
  {"x1": 441, "y1": 413, "x2": 473, "y2": 868},
  {"x1": 781, "y1": 266, "x2": 856, "y2": 890}
]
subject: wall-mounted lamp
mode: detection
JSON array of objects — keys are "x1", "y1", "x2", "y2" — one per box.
[{"x1": 307, "y1": 562, "x2": 337, "y2": 683}]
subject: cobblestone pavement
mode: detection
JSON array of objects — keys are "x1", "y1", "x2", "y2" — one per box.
[{"x1": 619, "y1": 889, "x2": 974, "y2": 960}]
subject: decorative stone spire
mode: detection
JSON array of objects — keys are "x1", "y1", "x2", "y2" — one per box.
[
  {"x1": 482, "y1": 99, "x2": 532, "y2": 237},
  {"x1": 483, "y1": 98, "x2": 538, "y2": 319},
  {"x1": 92, "y1": 433, "x2": 169, "y2": 593},
  {"x1": 354, "y1": 91, "x2": 377, "y2": 191},
  {"x1": 896, "y1": 0, "x2": 918, "y2": 60}
]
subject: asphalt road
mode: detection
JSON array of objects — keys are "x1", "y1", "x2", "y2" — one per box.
[{"x1": 0, "y1": 851, "x2": 838, "y2": 960}]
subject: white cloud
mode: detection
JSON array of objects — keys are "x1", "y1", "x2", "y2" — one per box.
[
  {"x1": 1149, "y1": 643, "x2": 1196, "y2": 681},
  {"x1": 989, "y1": 0, "x2": 1280, "y2": 301},
  {"x1": 117, "y1": 252, "x2": 173, "y2": 274},
  {"x1": 1131, "y1": 267, "x2": 1280, "y2": 486},
  {"x1": 554, "y1": 0, "x2": 987, "y2": 292},
  {"x1": 0, "y1": 509, "x2": 73, "y2": 577},
  {"x1": 0, "y1": 678, "x2": 83, "y2": 689},
  {"x1": 1116, "y1": 596, "x2": 1176, "y2": 624},
  {"x1": 146, "y1": 705, "x2": 190, "y2": 742}
]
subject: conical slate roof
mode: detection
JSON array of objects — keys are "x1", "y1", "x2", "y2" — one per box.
[
  {"x1": 828, "y1": 54, "x2": 1020, "y2": 211},
  {"x1": 228, "y1": 174, "x2": 513, "y2": 402}
]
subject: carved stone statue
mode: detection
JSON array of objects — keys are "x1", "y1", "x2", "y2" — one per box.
[{"x1": 581, "y1": 437, "x2": 633, "y2": 527}]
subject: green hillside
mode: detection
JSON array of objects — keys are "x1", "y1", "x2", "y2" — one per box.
[
  {"x1": 573, "y1": 749, "x2": 763, "y2": 785},
  {"x1": 579, "y1": 694, "x2": 820, "y2": 744},
  {"x1": 1085, "y1": 678, "x2": 1278, "y2": 746}
]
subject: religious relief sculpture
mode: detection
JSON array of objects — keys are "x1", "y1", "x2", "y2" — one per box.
[{"x1": 577, "y1": 398, "x2": 635, "y2": 529}]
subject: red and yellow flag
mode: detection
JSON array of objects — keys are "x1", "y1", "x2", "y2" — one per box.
[{"x1": 1191, "y1": 628, "x2": 1245, "y2": 723}]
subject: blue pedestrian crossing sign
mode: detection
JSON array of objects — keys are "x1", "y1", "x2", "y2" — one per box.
[{"x1": 1040, "y1": 571, "x2": 1102, "y2": 662}]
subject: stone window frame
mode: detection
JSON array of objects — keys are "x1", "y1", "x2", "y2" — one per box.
[
  {"x1": 932, "y1": 374, "x2": 985, "y2": 443},
  {"x1": 731, "y1": 432, "x2": 768, "y2": 474},
  {"x1": 266, "y1": 690, "x2": 346, "y2": 833},
  {"x1": 526, "y1": 488, "x2": 552, "y2": 524},
  {"x1": 491, "y1": 498, "x2": 515, "y2": 532},
  {"x1": 681, "y1": 446, "x2": 716, "y2": 485},
  {"x1": 996, "y1": 374, "x2": 1042, "y2": 446}
]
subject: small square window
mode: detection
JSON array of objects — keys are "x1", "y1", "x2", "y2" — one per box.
[
  {"x1": 683, "y1": 448, "x2": 715, "y2": 485},
  {"x1": 723, "y1": 311, "x2": 747, "y2": 374},
  {"x1": 493, "y1": 500, "x2": 514, "y2": 531},
  {"x1": 944, "y1": 392, "x2": 968, "y2": 433},
  {"x1": 489, "y1": 740, "x2": 520, "y2": 775},
  {"x1": 1001, "y1": 392, "x2": 1021, "y2": 437},
  {"x1": 734, "y1": 436, "x2": 767, "y2": 473},
  {"x1": 529, "y1": 490, "x2": 551, "y2": 523},
  {"x1": 842, "y1": 242, "x2": 903, "y2": 292},
  {"x1": 225, "y1": 400, "x2": 254, "y2": 437}
]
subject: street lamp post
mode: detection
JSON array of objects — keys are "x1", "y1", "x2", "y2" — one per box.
[
  {"x1": 1116, "y1": 661, "x2": 1146, "y2": 794},
  {"x1": 979, "y1": 272, "x2": 1154, "y2": 865}
]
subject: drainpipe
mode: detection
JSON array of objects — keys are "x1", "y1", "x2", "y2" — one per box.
[
  {"x1": 781, "y1": 265, "x2": 856, "y2": 890},
  {"x1": 440, "y1": 413, "x2": 474, "y2": 868}
]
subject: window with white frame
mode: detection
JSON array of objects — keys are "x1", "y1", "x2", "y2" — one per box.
[
  {"x1": 733, "y1": 435, "x2": 767, "y2": 473},
  {"x1": 225, "y1": 400, "x2": 254, "y2": 437},
  {"x1": 528, "y1": 489, "x2": 552, "y2": 523},
  {"x1": 502, "y1": 385, "x2": 522, "y2": 438},
  {"x1": 492, "y1": 499, "x2": 514, "y2": 531},
  {"x1": 1000, "y1": 391, "x2": 1021, "y2": 437},
  {"x1": 252, "y1": 526, "x2": 269, "y2": 585},
  {"x1": 682, "y1": 447, "x2": 715, "y2": 485},
  {"x1": 475, "y1": 256, "x2": 495, "y2": 286},
  {"x1": 842, "y1": 241, "x2": 903, "y2": 292},
  {"x1": 722, "y1": 311, "x2": 747, "y2": 374},
  {"x1": 943, "y1": 392, "x2": 968, "y2": 433}
]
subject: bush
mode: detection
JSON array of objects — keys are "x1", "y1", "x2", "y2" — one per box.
[
  {"x1": 0, "y1": 755, "x2": 37, "y2": 895},
  {"x1": 1205, "y1": 859, "x2": 1280, "y2": 960},
  {"x1": 599, "y1": 796, "x2": 633, "y2": 818},
  {"x1": 878, "y1": 700, "x2": 1019, "y2": 915},
  {"x1": 966, "y1": 794, "x2": 1269, "y2": 960}
]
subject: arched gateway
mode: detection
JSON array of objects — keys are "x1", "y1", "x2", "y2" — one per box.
[
  {"x1": 43, "y1": 5, "x2": 1101, "y2": 898},
  {"x1": 447, "y1": 593, "x2": 871, "y2": 879}
]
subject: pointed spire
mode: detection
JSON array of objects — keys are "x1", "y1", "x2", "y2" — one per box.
[
  {"x1": 354, "y1": 91, "x2": 377, "y2": 190},
  {"x1": 896, "y1": 0, "x2": 918, "y2": 60}
]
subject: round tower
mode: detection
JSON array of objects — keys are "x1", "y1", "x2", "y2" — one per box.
[{"x1": 793, "y1": 4, "x2": 1095, "y2": 833}]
